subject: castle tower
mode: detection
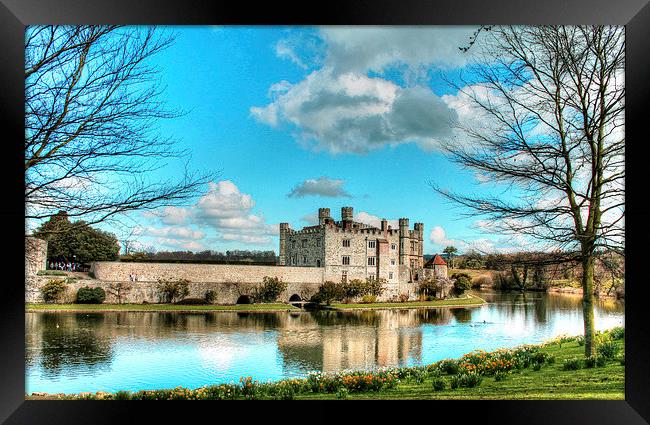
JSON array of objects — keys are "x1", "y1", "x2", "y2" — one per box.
[
  {"x1": 414, "y1": 223, "x2": 424, "y2": 267},
  {"x1": 279, "y1": 223, "x2": 290, "y2": 265},
  {"x1": 398, "y1": 218, "x2": 409, "y2": 266},
  {"x1": 341, "y1": 206, "x2": 353, "y2": 221},
  {"x1": 341, "y1": 206, "x2": 353, "y2": 229},
  {"x1": 318, "y1": 208, "x2": 331, "y2": 225}
]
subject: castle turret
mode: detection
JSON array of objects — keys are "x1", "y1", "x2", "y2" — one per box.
[
  {"x1": 341, "y1": 206, "x2": 353, "y2": 229},
  {"x1": 341, "y1": 206, "x2": 353, "y2": 222},
  {"x1": 279, "y1": 223, "x2": 290, "y2": 265},
  {"x1": 318, "y1": 208, "x2": 331, "y2": 225},
  {"x1": 398, "y1": 218, "x2": 409, "y2": 265},
  {"x1": 414, "y1": 223, "x2": 424, "y2": 266}
]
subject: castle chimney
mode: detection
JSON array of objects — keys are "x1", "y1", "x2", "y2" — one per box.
[
  {"x1": 318, "y1": 208, "x2": 331, "y2": 225},
  {"x1": 380, "y1": 219, "x2": 387, "y2": 231}
]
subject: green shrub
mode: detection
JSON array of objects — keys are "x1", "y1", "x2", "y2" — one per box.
[
  {"x1": 114, "y1": 390, "x2": 131, "y2": 400},
  {"x1": 41, "y1": 279, "x2": 67, "y2": 303},
  {"x1": 75, "y1": 286, "x2": 106, "y2": 304},
  {"x1": 532, "y1": 362, "x2": 542, "y2": 371},
  {"x1": 205, "y1": 290, "x2": 216, "y2": 304},
  {"x1": 576, "y1": 336, "x2": 585, "y2": 346},
  {"x1": 253, "y1": 276, "x2": 287, "y2": 303},
  {"x1": 494, "y1": 371, "x2": 508, "y2": 381},
  {"x1": 610, "y1": 327, "x2": 625, "y2": 340},
  {"x1": 361, "y1": 295, "x2": 377, "y2": 304},
  {"x1": 545, "y1": 355, "x2": 556, "y2": 365},
  {"x1": 432, "y1": 377, "x2": 446, "y2": 391},
  {"x1": 417, "y1": 278, "x2": 440, "y2": 298},
  {"x1": 336, "y1": 387, "x2": 349, "y2": 399},
  {"x1": 342, "y1": 279, "x2": 366, "y2": 300},
  {"x1": 596, "y1": 356, "x2": 607, "y2": 367},
  {"x1": 597, "y1": 340, "x2": 619, "y2": 359},
  {"x1": 450, "y1": 375, "x2": 460, "y2": 389},
  {"x1": 451, "y1": 372, "x2": 482, "y2": 388},
  {"x1": 619, "y1": 355, "x2": 625, "y2": 366},
  {"x1": 451, "y1": 273, "x2": 472, "y2": 295},
  {"x1": 438, "y1": 359, "x2": 460, "y2": 375},
  {"x1": 584, "y1": 356, "x2": 597, "y2": 368},
  {"x1": 310, "y1": 281, "x2": 345, "y2": 305},
  {"x1": 157, "y1": 279, "x2": 190, "y2": 303},
  {"x1": 562, "y1": 358, "x2": 582, "y2": 370}
]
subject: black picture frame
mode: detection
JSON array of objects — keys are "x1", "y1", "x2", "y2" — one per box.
[{"x1": 1, "y1": 1, "x2": 648, "y2": 423}]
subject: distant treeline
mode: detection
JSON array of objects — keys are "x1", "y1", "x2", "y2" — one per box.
[{"x1": 120, "y1": 250, "x2": 278, "y2": 264}]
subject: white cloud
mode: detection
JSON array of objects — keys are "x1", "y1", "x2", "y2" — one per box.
[
  {"x1": 354, "y1": 211, "x2": 399, "y2": 229},
  {"x1": 251, "y1": 68, "x2": 457, "y2": 154},
  {"x1": 135, "y1": 180, "x2": 279, "y2": 250},
  {"x1": 320, "y1": 26, "x2": 477, "y2": 74},
  {"x1": 140, "y1": 226, "x2": 205, "y2": 240},
  {"x1": 288, "y1": 176, "x2": 351, "y2": 198}
]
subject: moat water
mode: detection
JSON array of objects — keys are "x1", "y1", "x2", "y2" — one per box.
[{"x1": 25, "y1": 290, "x2": 624, "y2": 394}]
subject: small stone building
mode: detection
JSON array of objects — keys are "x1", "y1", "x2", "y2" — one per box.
[{"x1": 423, "y1": 254, "x2": 448, "y2": 280}]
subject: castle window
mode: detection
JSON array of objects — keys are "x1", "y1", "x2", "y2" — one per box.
[
  {"x1": 390, "y1": 259, "x2": 396, "y2": 266},
  {"x1": 291, "y1": 240, "x2": 296, "y2": 249},
  {"x1": 391, "y1": 243, "x2": 396, "y2": 250},
  {"x1": 342, "y1": 256, "x2": 350, "y2": 265},
  {"x1": 368, "y1": 240, "x2": 376, "y2": 249},
  {"x1": 369, "y1": 273, "x2": 376, "y2": 281},
  {"x1": 302, "y1": 239, "x2": 307, "y2": 248},
  {"x1": 316, "y1": 259, "x2": 321, "y2": 267},
  {"x1": 316, "y1": 239, "x2": 321, "y2": 247},
  {"x1": 368, "y1": 257, "x2": 376, "y2": 266},
  {"x1": 342, "y1": 239, "x2": 350, "y2": 247},
  {"x1": 389, "y1": 272, "x2": 394, "y2": 280},
  {"x1": 342, "y1": 271, "x2": 348, "y2": 283},
  {"x1": 302, "y1": 256, "x2": 307, "y2": 264}
]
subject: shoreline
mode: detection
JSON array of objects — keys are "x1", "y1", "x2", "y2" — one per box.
[
  {"x1": 25, "y1": 295, "x2": 486, "y2": 313},
  {"x1": 25, "y1": 303, "x2": 301, "y2": 313},
  {"x1": 328, "y1": 294, "x2": 486, "y2": 311}
]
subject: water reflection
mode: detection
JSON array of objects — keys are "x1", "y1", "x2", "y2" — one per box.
[{"x1": 25, "y1": 291, "x2": 624, "y2": 394}]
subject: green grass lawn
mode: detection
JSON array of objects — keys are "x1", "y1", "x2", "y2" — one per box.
[
  {"x1": 330, "y1": 294, "x2": 485, "y2": 310},
  {"x1": 296, "y1": 338, "x2": 624, "y2": 400},
  {"x1": 25, "y1": 303, "x2": 300, "y2": 312}
]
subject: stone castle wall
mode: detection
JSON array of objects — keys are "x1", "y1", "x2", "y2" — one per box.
[
  {"x1": 90, "y1": 262, "x2": 325, "y2": 284},
  {"x1": 25, "y1": 275, "x2": 323, "y2": 304}
]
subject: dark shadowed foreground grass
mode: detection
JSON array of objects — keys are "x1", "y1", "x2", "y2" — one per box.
[{"x1": 26, "y1": 328, "x2": 624, "y2": 400}]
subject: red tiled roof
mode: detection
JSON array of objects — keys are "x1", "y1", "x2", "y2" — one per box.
[
  {"x1": 432, "y1": 254, "x2": 447, "y2": 265},
  {"x1": 425, "y1": 254, "x2": 447, "y2": 268}
]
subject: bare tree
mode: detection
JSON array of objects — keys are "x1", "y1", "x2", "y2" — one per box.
[
  {"x1": 434, "y1": 26, "x2": 624, "y2": 356},
  {"x1": 25, "y1": 26, "x2": 215, "y2": 230}
]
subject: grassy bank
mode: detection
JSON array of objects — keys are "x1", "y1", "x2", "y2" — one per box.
[
  {"x1": 25, "y1": 303, "x2": 300, "y2": 312},
  {"x1": 26, "y1": 328, "x2": 624, "y2": 400},
  {"x1": 330, "y1": 294, "x2": 485, "y2": 310}
]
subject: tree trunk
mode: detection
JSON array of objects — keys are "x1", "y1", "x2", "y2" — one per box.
[{"x1": 581, "y1": 254, "x2": 596, "y2": 357}]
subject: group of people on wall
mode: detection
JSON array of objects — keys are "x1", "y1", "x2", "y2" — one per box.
[{"x1": 48, "y1": 260, "x2": 84, "y2": 272}]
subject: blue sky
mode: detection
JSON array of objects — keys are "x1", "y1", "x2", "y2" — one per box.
[{"x1": 108, "y1": 26, "x2": 524, "y2": 255}]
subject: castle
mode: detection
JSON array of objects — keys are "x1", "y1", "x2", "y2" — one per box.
[{"x1": 279, "y1": 207, "x2": 447, "y2": 297}]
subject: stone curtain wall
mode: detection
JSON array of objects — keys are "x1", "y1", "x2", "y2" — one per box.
[
  {"x1": 90, "y1": 262, "x2": 325, "y2": 284},
  {"x1": 26, "y1": 276, "x2": 323, "y2": 304}
]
